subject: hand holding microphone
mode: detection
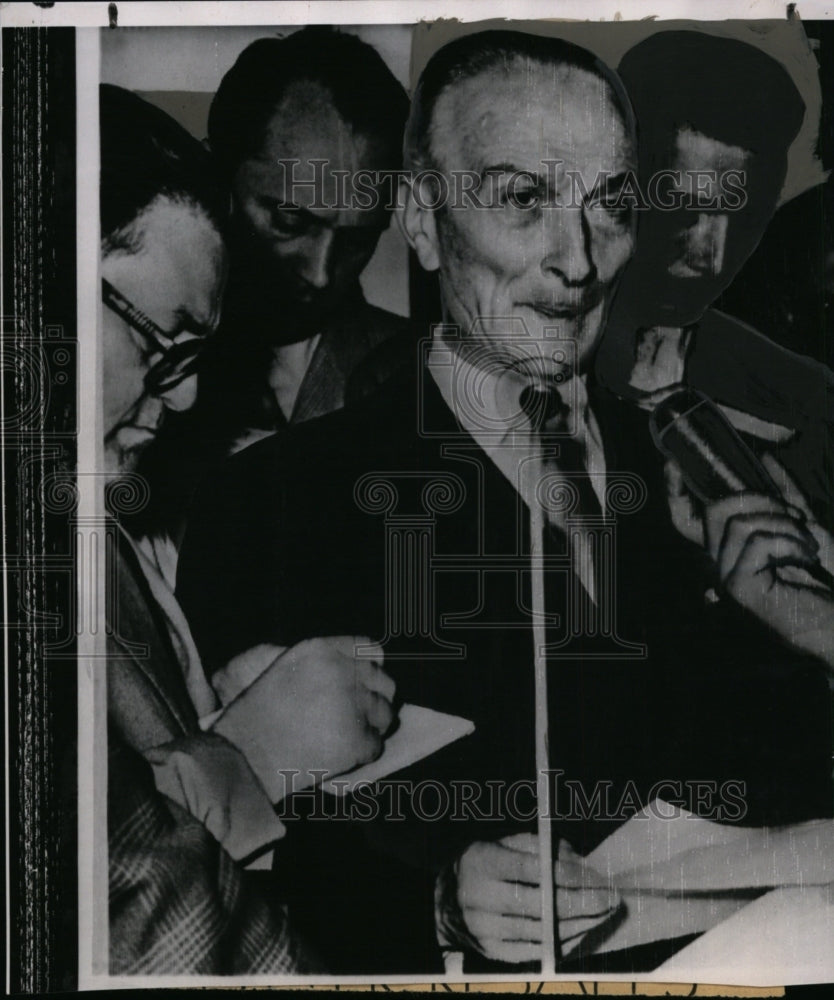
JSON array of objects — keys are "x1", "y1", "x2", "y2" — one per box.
[{"x1": 651, "y1": 388, "x2": 834, "y2": 671}]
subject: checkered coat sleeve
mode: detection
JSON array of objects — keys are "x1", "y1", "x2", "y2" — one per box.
[{"x1": 108, "y1": 734, "x2": 319, "y2": 976}]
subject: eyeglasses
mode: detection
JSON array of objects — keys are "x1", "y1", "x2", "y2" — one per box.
[{"x1": 102, "y1": 278, "x2": 205, "y2": 394}]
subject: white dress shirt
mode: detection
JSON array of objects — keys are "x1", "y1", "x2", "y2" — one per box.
[
  {"x1": 268, "y1": 333, "x2": 323, "y2": 421},
  {"x1": 127, "y1": 528, "x2": 285, "y2": 864},
  {"x1": 427, "y1": 331, "x2": 607, "y2": 603}
]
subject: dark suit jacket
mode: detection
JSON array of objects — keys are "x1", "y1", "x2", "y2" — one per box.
[
  {"x1": 177, "y1": 355, "x2": 833, "y2": 973},
  {"x1": 132, "y1": 291, "x2": 418, "y2": 544}
]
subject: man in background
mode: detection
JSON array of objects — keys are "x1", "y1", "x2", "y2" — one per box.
[
  {"x1": 141, "y1": 27, "x2": 415, "y2": 548},
  {"x1": 595, "y1": 30, "x2": 834, "y2": 529},
  {"x1": 101, "y1": 84, "x2": 396, "y2": 974}
]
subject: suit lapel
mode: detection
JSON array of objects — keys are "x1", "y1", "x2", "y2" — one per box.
[
  {"x1": 291, "y1": 330, "x2": 350, "y2": 424},
  {"x1": 108, "y1": 528, "x2": 199, "y2": 746},
  {"x1": 292, "y1": 295, "x2": 379, "y2": 423}
]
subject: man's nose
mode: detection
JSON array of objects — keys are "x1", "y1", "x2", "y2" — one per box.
[
  {"x1": 687, "y1": 213, "x2": 729, "y2": 276},
  {"x1": 298, "y1": 228, "x2": 336, "y2": 292},
  {"x1": 540, "y1": 206, "x2": 595, "y2": 286},
  {"x1": 158, "y1": 372, "x2": 199, "y2": 414},
  {"x1": 133, "y1": 391, "x2": 166, "y2": 429}
]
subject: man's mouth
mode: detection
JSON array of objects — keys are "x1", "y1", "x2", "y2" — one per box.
[
  {"x1": 114, "y1": 426, "x2": 159, "y2": 452},
  {"x1": 667, "y1": 258, "x2": 716, "y2": 280},
  {"x1": 288, "y1": 288, "x2": 337, "y2": 319},
  {"x1": 523, "y1": 297, "x2": 597, "y2": 321}
]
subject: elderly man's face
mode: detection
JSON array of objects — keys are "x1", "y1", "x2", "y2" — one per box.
[
  {"x1": 426, "y1": 61, "x2": 636, "y2": 381},
  {"x1": 230, "y1": 81, "x2": 391, "y2": 334},
  {"x1": 102, "y1": 196, "x2": 226, "y2": 476}
]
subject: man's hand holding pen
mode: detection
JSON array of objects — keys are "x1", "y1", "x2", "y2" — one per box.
[{"x1": 212, "y1": 635, "x2": 398, "y2": 799}]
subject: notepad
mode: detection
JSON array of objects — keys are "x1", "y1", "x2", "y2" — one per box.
[
  {"x1": 581, "y1": 800, "x2": 834, "y2": 958},
  {"x1": 580, "y1": 801, "x2": 752, "y2": 955},
  {"x1": 321, "y1": 703, "x2": 475, "y2": 795},
  {"x1": 656, "y1": 885, "x2": 834, "y2": 984}
]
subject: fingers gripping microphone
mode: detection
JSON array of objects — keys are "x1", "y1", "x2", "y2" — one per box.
[
  {"x1": 650, "y1": 387, "x2": 834, "y2": 591},
  {"x1": 649, "y1": 387, "x2": 780, "y2": 503}
]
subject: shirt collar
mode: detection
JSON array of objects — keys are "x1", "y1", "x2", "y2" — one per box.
[
  {"x1": 427, "y1": 327, "x2": 592, "y2": 450},
  {"x1": 427, "y1": 327, "x2": 606, "y2": 513}
]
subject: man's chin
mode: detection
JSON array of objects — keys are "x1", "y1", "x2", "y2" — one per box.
[
  {"x1": 104, "y1": 450, "x2": 140, "y2": 479},
  {"x1": 650, "y1": 290, "x2": 716, "y2": 327},
  {"x1": 105, "y1": 432, "x2": 155, "y2": 478},
  {"x1": 508, "y1": 352, "x2": 578, "y2": 385},
  {"x1": 272, "y1": 296, "x2": 343, "y2": 340},
  {"x1": 510, "y1": 317, "x2": 600, "y2": 379},
  {"x1": 642, "y1": 271, "x2": 727, "y2": 326}
]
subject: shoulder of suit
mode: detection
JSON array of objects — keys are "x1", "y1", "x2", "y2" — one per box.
[
  {"x1": 226, "y1": 362, "x2": 416, "y2": 475},
  {"x1": 701, "y1": 309, "x2": 834, "y2": 406},
  {"x1": 357, "y1": 301, "x2": 420, "y2": 343}
]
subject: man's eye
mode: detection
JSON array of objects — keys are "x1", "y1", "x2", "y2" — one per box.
[
  {"x1": 589, "y1": 194, "x2": 631, "y2": 222},
  {"x1": 504, "y1": 185, "x2": 541, "y2": 211},
  {"x1": 269, "y1": 206, "x2": 307, "y2": 235}
]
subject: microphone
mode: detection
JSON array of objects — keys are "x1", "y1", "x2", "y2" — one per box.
[
  {"x1": 649, "y1": 387, "x2": 780, "y2": 503},
  {"x1": 650, "y1": 387, "x2": 834, "y2": 590}
]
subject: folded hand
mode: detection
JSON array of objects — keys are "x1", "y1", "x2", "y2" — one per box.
[{"x1": 441, "y1": 833, "x2": 619, "y2": 965}]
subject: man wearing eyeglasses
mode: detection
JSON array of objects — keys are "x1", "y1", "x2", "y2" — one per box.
[
  {"x1": 102, "y1": 242, "x2": 223, "y2": 476},
  {"x1": 101, "y1": 85, "x2": 397, "y2": 975}
]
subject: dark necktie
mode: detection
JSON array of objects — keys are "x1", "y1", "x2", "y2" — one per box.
[{"x1": 519, "y1": 385, "x2": 603, "y2": 521}]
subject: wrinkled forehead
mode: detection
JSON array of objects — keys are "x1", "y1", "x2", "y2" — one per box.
[{"x1": 430, "y1": 60, "x2": 634, "y2": 176}]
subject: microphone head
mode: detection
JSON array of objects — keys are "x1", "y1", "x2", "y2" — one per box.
[
  {"x1": 649, "y1": 387, "x2": 708, "y2": 438},
  {"x1": 649, "y1": 387, "x2": 780, "y2": 503}
]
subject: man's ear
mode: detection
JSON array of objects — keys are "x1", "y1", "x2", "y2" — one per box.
[{"x1": 396, "y1": 176, "x2": 441, "y2": 273}]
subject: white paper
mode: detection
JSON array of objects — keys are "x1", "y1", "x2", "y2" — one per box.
[
  {"x1": 321, "y1": 703, "x2": 474, "y2": 795},
  {"x1": 577, "y1": 801, "x2": 834, "y2": 959},
  {"x1": 658, "y1": 885, "x2": 834, "y2": 984}
]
